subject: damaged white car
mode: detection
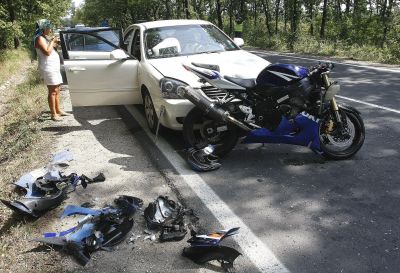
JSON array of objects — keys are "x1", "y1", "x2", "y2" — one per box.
[{"x1": 60, "y1": 20, "x2": 270, "y2": 132}]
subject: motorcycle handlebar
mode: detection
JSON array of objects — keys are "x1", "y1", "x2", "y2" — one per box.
[{"x1": 308, "y1": 62, "x2": 334, "y2": 77}]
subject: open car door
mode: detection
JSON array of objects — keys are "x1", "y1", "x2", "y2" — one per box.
[{"x1": 60, "y1": 27, "x2": 140, "y2": 106}]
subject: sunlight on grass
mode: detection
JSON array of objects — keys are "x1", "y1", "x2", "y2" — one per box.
[{"x1": 0, "y1": 48, "x2": 30, "y2": 86}]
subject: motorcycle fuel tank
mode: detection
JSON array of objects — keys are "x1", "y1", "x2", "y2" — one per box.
[{"x1": 256, "y1": 64, "x2": 309, "y2": 87}]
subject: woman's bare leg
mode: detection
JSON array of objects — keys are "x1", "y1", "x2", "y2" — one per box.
[
  {"x1": 55, "y1": 85, "x2": 69, "y2": 115},
  {"x1": 55, "y1": 84, "x2": 61, "y2": 114},
  {"x1": 47, "y1": 85, "x2": 59, "y2": 118}
]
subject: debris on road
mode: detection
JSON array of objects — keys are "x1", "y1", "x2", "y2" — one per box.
[
  {"x1": 183, "y1": 227, "x2": 241, "y2": 272},
  {"x1": 33, "y1": 195, "x2": 143, "y2": 266},
  {"x1": 0, "y1": 170, "x2": 105, "y2": 217},
  {"x1": 144, "y1": 195, "x2": 197, "y2": 242}
]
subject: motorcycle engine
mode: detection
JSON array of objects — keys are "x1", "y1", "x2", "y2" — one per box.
[{"x1": 254, "y1": 100, "x2": 282, "y2": 131}]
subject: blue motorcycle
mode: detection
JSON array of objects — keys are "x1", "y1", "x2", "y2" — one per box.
[{"x1": 177, "y1": 62, "x2": 365, "y2": 160}]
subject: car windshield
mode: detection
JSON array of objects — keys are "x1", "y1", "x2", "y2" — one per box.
[{"x1": 144, "y1": 24, "x2": 239, "y2": 59}]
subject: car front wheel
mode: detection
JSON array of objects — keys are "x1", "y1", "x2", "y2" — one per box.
[{"x1": 143, "y1": 91, "x2": 159, "y2": 133}]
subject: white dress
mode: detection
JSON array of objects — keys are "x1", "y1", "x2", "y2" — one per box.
[{"x1": 36, "y1": 39, "x2": 63, "y2": 86}]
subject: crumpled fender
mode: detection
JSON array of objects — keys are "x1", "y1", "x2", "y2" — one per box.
[{"x1": 182, "y1": 246, "x2": 241, "y2": 264}]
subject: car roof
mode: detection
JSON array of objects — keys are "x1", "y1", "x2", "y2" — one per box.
[
  {"x1": 60, "y1": 27, "x2": 119, "y2": 33},
  {"x1": 134, "y1": 19, "x2": 212, "y2": 29}
]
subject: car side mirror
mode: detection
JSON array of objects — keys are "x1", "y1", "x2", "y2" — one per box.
[
  {"x1": 233, "y1": 38, "x2": 244, "y2": 47},
  {"x1": 110, "y1": 49, "x2": 128, "y2": 60}
]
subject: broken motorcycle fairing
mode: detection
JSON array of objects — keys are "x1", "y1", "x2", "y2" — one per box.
[
  {"x1": 182, "y1": 227, "x2": 241, "y2": 272},
  {"x1": 1, "y1": 189, "x2": 65, "y2": 218},
  {"x1": 187, "y1": 227, "x2": 240, "y2": 246},
  {"x1": 183, "y1": 246, "x2": 241, "y2": 265},
  {"x1": 0, "y1": 172, "x2": 105, "y2": 217},
  {"x1": 33, "y1": 195, "x2": 143, "y2": 266}
]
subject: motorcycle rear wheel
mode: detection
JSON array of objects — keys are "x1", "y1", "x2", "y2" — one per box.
[
  {"x1": 183, "y1": 107, "x2": 239, "y2": 157},
  {"x1": 319, "y1": 107, "x2": 365, "y2": 160}
]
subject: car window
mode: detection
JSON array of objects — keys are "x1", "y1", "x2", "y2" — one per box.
[
  {"x1": 123, "y1": 29, "x2": 134, "y2": 51},
  {"x1": 130, "y1": 30, "x2": 141, "y2": 56},
  {"x1": 144, "y1": 24, "x2": 239, "y2": 59},
  {"x1": 65, "y1": 30, "x2": 119, "y2": 52}
]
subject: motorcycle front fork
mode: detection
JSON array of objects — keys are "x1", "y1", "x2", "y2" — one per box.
[{"x1": 322, "y1": 73, "x2": 344, "y2": 130}]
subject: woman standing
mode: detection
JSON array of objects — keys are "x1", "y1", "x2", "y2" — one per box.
[{"x1": 34, "y1": 19, "x2": 68, "y2": 121}]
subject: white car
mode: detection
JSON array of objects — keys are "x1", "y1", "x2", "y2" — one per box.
[{"x1": 60, "y1": 20, "x2": 270, "y2": 132}]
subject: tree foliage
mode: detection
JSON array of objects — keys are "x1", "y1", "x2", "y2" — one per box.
[
  {"x1": 72, "y1": 0, "x2": 399, "y2": 61},
  {"x1": 2, "y1": 0, "x2": 397, "y2": 62},
  {"x1": 0, "y1": 0, "x2": 71, "y2": 49}
]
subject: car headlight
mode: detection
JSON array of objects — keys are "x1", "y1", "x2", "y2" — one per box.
[{"x1": 160, "y1": 77, "x2": 188, "y2": 99}]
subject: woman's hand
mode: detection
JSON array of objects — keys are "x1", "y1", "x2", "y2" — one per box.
[
  {"x1": 53, "y1": 36, "x2": 60, "y2": 44},
  {"x1": 36, "y1": 36, "x2": 58, "y2": 56}
]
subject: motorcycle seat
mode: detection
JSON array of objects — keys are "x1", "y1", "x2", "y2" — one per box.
[{"x1": 224, "y1": 76, "x2": 257, "y2": 89}]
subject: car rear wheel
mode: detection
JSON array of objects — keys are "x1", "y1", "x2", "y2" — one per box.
[{"x1": 143, "y1": 91, "x2": 159, "y2": 133}]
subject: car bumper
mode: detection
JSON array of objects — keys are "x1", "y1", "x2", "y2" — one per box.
[{"x1": 156, "y1": 99, "x2": 195, "y2": 130}]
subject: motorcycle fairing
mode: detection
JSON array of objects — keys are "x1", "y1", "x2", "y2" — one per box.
[
  {"x1": 188, "y1": 227, "x2": 240, "y2": 247},
  {"x1": 257, "y1": 63, "x2": 309, "y2": 87},
  {"x1": 1, "y1": 172, "x2": 106, "y2": 217},
  {"x1": 33, "y1": 196, "x2": 141, "y2": 266},
  {"x1": 242, "y1": 111, "x2": 322, "y2": 152},
  {"x1": 0, "y1": 189, "x2": 67, "y2": 217},
  {"x1": 61, "y1": 205, "x2": 117, "y2": 219},
  {"x1": 182, "y1": 245, "x2": 241, "y2": 264}
]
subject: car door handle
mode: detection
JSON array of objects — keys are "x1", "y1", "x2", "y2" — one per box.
[{"x1": 69, "y1": 67, "x2": 86, "y2": 72}]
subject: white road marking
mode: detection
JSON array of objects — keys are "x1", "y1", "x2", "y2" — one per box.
[
  {"x1": 249, "y1": 50, "x2": 400, "y2": 73},
  {"x1": 125, "y1": 105, "x2": 291, "y2": 273},
  {"x1": 336, "y1": 95, "x2": 400, "y2": 114}
]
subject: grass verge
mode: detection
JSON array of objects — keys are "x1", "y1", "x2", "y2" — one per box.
[
  {"x1": 0, "y1": 66, "x2": 63, "y2": 273},
  {"x1": 245, "y1": 28, "x2": 400, "y2": 64},
  {"x1": 0, "y1": 48, "x2": 30, "y2": 86}
]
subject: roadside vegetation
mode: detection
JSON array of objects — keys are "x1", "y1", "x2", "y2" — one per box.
[
  {"x1": 1, "y1": 1, "x2": 399, "y2": 64},
  {"x1": 0, "y1": 49, "x2": 30, "y2": 85},
  {"x1": 0, "y1": 49, "x2": 59, "y2": 273},
  {"x1": 71, "y1": 0, "x2": 400, "y2": 65}
]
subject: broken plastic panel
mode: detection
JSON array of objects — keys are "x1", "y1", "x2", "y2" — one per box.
[
  {"x1": 33, "y1": 196, "x2": 143, "y2": 266},
  {"x1": 188, "y1": 227, "x2": 240, "y2": 247},
  {"x1": 182, "y1": 227, "x2": 241, "y2": 272},
  {"x1": 51, "y1": 150, "x2": 74, "y2": 165},
  {"x1": 182, "y1": 245, "x2": 241, "y2": 264},
  {"x1": 14, "y1": 168, "x2": 48, "y2": 189},
  {"x1": 2, "y1": 172, "x2": 106, "y2": 217}
]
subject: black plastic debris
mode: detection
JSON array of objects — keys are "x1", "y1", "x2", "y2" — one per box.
[
  {"x1": 144, "y1": 196, "x2": 197, "y2": 242},
  {"x1": 0, "y1": 171, "x2": 105, "y2": 217},
  {"x1": 187, "y1": 145, "x2": 221, "y2": 172},
  {"x1": 33, "y1": 195, "x2": 143, "y2": 266},
  {"x1": 160, "y1": 224, "x2": 187, "y2": 242},
  {"x1": 182, "y1": 227, "x2": 241, "y2": 273}
]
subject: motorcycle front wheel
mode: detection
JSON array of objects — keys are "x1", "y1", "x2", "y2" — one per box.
[
  {"x1": 319, "y1": 107, "x2": 365, "y2": 160},
  {"x1": 183, "y1": 107, "x2": 239, "y2": 157}
]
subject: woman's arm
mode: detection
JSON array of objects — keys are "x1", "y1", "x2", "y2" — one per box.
[{"x1": 35, "y1": 36, "x2": 59, "y2": 56}]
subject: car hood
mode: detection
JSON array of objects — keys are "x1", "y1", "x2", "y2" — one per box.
[{"x1": 148, "y1": 50, "x2": 270, "y2": 87}]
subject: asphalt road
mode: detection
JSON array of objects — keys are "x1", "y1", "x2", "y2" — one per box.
[{"x1": 129, "y1": 51, "x2": 400, "y2": 273}]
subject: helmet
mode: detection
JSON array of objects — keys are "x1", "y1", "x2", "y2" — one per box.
[{"x1": 187, "y1": 145, "x2": 221, "y2": 172}]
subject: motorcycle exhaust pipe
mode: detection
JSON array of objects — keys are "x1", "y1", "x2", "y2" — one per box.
[{"x1": 178, "y1": 86, "x2": 252, "y2": 131}]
